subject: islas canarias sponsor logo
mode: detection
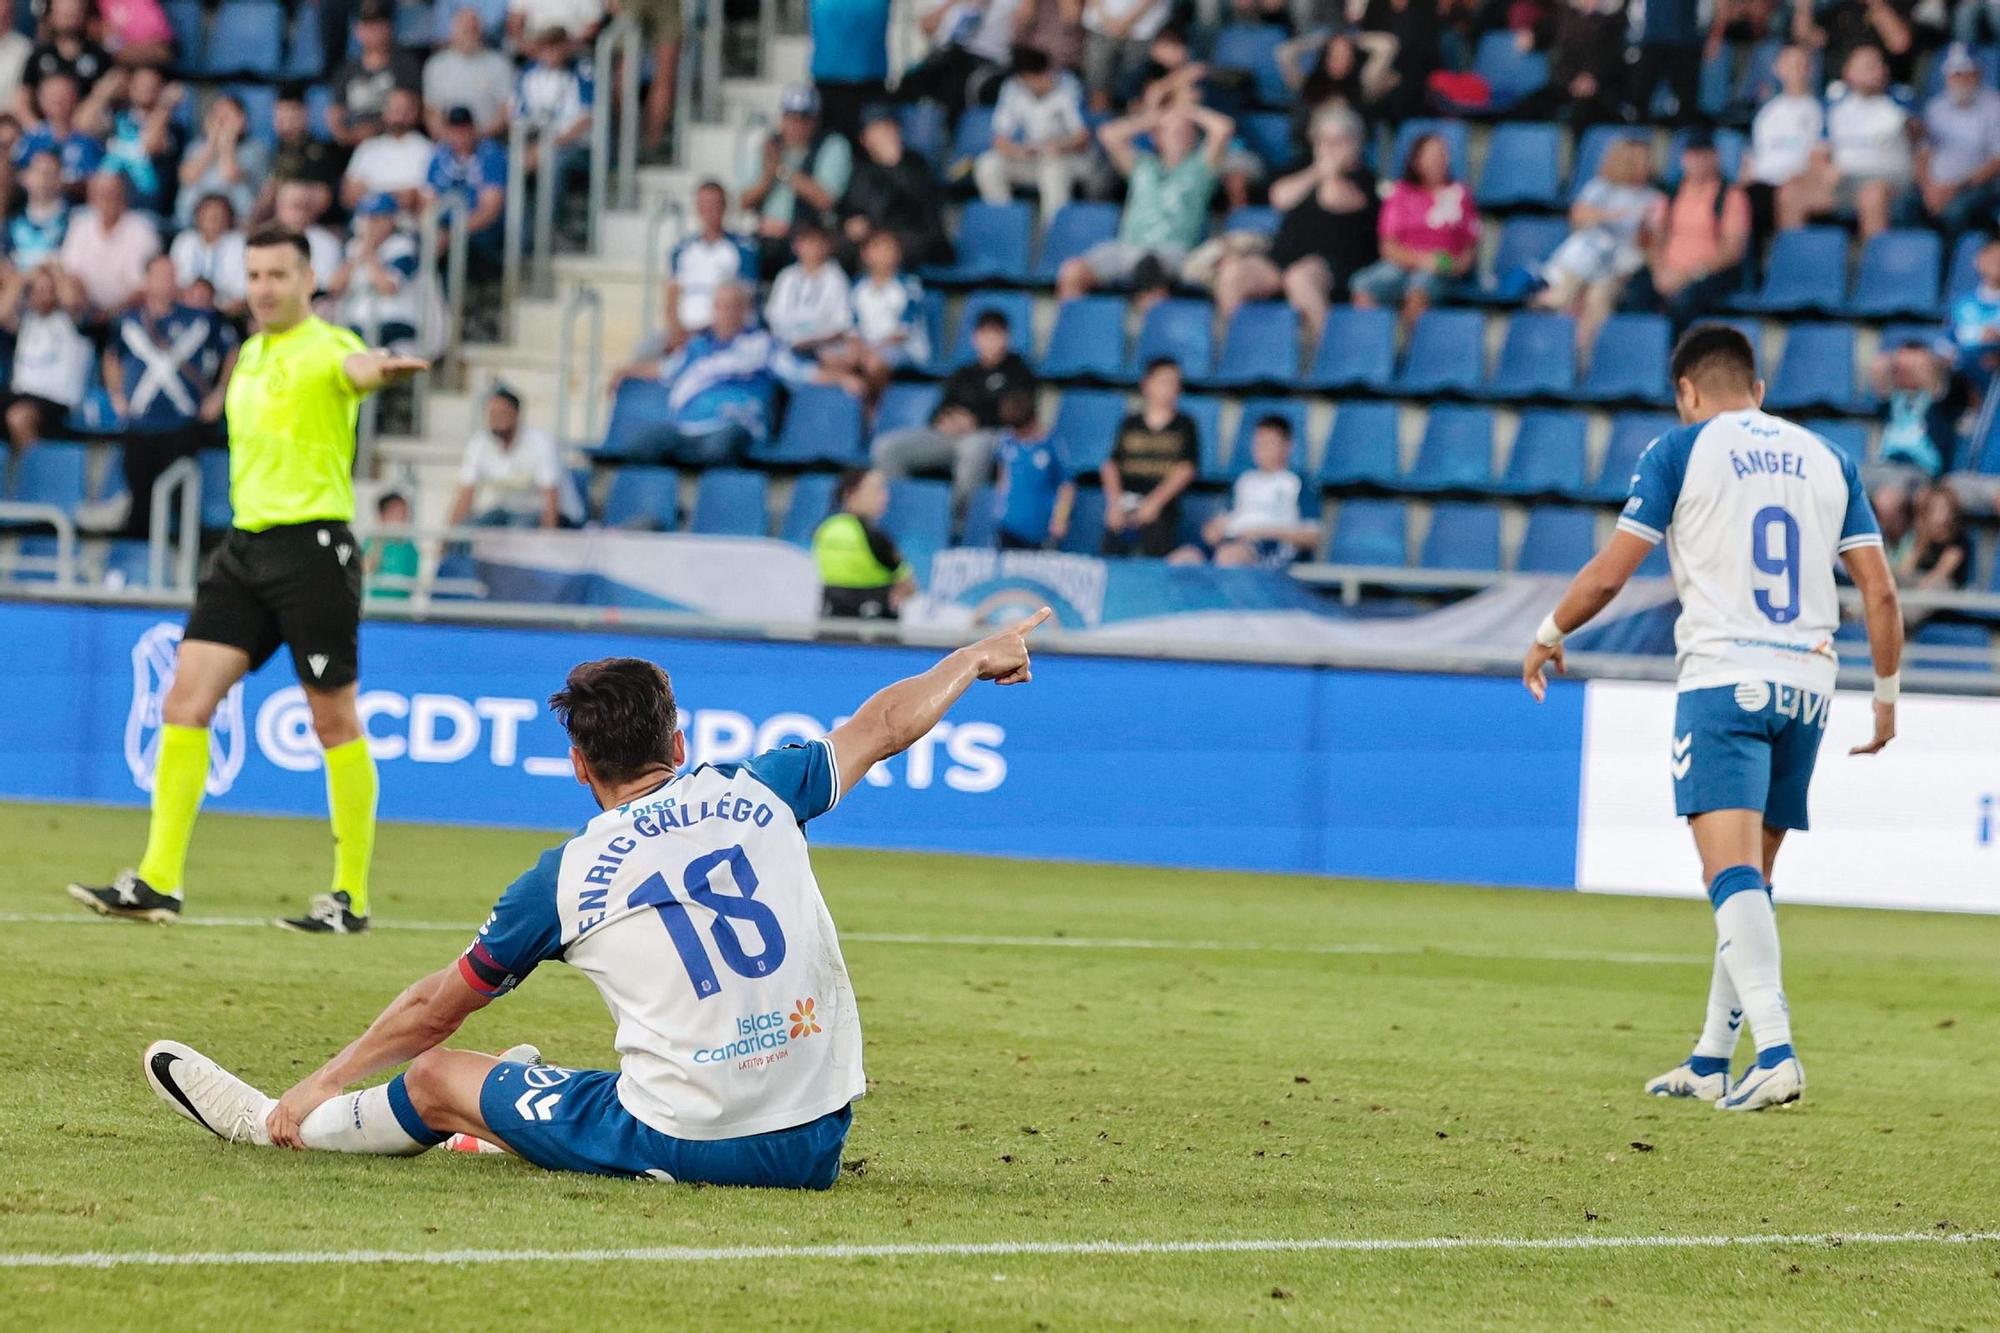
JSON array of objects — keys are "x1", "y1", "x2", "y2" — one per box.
[{"x1": 692, "y1": 998, "x2": 821, "y2": 1068}]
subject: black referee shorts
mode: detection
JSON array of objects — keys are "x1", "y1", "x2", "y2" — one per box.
[{"x1": 184, "y1": 521, "x2": 363, "y2": 690}]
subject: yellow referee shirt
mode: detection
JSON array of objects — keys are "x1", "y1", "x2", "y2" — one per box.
[{"x1": 223, "y1": 316, "x2": 368, "y2": 532}]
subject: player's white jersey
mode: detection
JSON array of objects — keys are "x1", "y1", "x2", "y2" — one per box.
[
  {"x1": 1617, "y1": 407, "x2": 1882, "y2": 695},
  {"x1": 460, "y1": 739, "x2": 865, "y2": 1141}
]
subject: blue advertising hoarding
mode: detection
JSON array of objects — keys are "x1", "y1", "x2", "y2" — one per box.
[{"x1": 0, "y1": 600, "x2": 1586, "y2": 888}]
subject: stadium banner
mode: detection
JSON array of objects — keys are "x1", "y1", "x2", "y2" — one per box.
[
  {"x1": 0, "y1": 599, "x2": 1585, "y2": 890},
  {"x1": 1576, "y1": 680, "x2": 2000, "y2": 914},
  {"x1": 468, "y1": 531, "x2": 823, "y2": 621}
]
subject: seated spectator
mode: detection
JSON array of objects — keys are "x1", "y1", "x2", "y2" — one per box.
[
  {"x1": 814, "y1": 466, "x2": 915, "y2": 619},
  {"x1": 820, "y1": 229, "x2": 928, "y2": 400},
  {"x1": 1348, "y1": 132, "x2": 1479, "y2": 332},
  {"x1": 738, "y1": 84, "x2": 853, "y2": 275},
  {"x1": 1056, "y1": 101, "x2": 1232, "y2": 302},
  {"x1": 1794, "y1": 0, "x2": 1919, "y2": 90},
  {"x1": 901, "y1": 0, "x2": 1021, "y2": 122},
  {"x1": 365, "y1": 491, "x2": 420, "y2": 601},
  {"x1": 20, "y1": 0, "x2": 113, "y2": 121},
  {"x1": 168, "y1": 193, "x2": 248, "y2": 312},
  {"x1": 272, "y1": 180, "x2": 344, "y2": 287},
  {"x1": 328, "y1": 1, "x2": 423, "y2": 148},
  {"x1": 425, "y1": 106, "x2": 508, "y2": 258},
  {"x1": 1908, "y1": 43, "x2": 2000, "y2": 237},
  {"x1": 764, "y1": 219, "x2": 852, "y2": 353},
  {"x1": 341, "y1": 88, "x2": 435, "y2": 214},
  {"x1": 97, "y1": 65, "x2": 178, "y2": 216},
  {"x1": 1793, "y1": 44, "x2": 1911, "y2": 241},
  {"x1": 448, "y1": 384, "x2": 574, "y2": 528},
  {"x1": 839, "y1": 110, "x2": 952, "y2": 267},
  {"x1": 607, "y1": 280, "x2": 822, "y2": 464},
  {"x1": 9, "y1": 149, "x2": 71, "y2": 266},
  {"x1": 424, "y1": 8, "x2": 515, "y2": 139},
  {"x1": 1746, "y1": 45, "x2": 1822, "y2": 243},
  {"x1": 1639, "y1": 135, "x2": 1751, "y2": 333},
  {"x1": 1536, "y1": 0, "x2": 1627, "y2": 128},
  {"x1": 1101, "y1": 356, "x2": 1198, "y2": 558},
  {"x1": 19, "y1": 71, "x2": 105, "y2": 198},
  {"x1": 1211, "y1": 105, "x2": 1377, "y2": 338},
  {"x1": 1896, "y1": 483, "x2": 1972, "y2": 590},
  {"x1": 327, "y1": 194, "x2": 423, "y2": 347},
  {"x1": 1169, "y1": 413, "x2": 1319, "y2": 568},
  {"x1": 514, "y1": 27, "x2": 594, "y2": 174},
  {"x1": 974, "y1": 47, "x2": 1092, "y2": 225},
  {"x1": 872, "y1": 306, "x2": 1034, "y2": 511},
  {"x1": 99, "y1": 0, "x2": 175, "y2": 70},
  {"x1": 1081, "y1": 0, "x2": 1172, "y2": 114},
  {"x1": 105, "y1": 254, "x2": 235, "y2": 538},
  {"x1": 1534, "y1": 139, "x2": 1663, "y2": 352},
  {"x1": 176, "y1": 93, "x2": 269, "y2": 229},
  {"x1": 61, "y1": 170, "x2": 158, "y2": 314},
  {"x1": 666, "y1": 180, "x2": 757, "y2": 347},
  {"x1": 1946, "y1": 233, "x2": 2000, "y2": 383},
  {"x1": 0, "y1": 261, "x2": 91, "y2": 454},
  {"x1": 990, "y1": 388, "x2": 1073, "y2": 550},
  {"x1": 509, "y1": 0, "x2": 604, "y2": 44},
  {"x1": 1869, "y1": 331, "x2": 1963, "y2": 482},
  {"x1": 264, "y1": 88, "x2": 341, "y2": 220}
]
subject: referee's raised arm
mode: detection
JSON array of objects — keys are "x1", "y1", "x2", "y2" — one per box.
[{"x1": 343, "y1": 349, "x2": 431, "y2": 394}]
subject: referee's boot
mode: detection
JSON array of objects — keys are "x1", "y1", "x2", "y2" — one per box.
[
  {"x1": 66, "y1": 869, "x2": 183, "y2": 923},
  {"x1": 278, "y1": 890, "x2": 370, "y2": 935}
]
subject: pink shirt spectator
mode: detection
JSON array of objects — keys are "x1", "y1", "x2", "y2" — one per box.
[
  {"x1": 61, "y1": 208, "x2": 162, "y2": 312},
  {"x1": 1377, "y1": 181, "x2": 1480, "y2": 259},
  {"x1": 100, "y1": 0, "x2": 174, "y2": 50}
]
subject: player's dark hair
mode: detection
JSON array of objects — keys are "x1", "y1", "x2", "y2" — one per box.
[
  {"x1": 1669, "y1": 323, "x2": 1758, "y2": 391},
  {"x1": 245, "y1": 223, "x2": 312, "y2": 263},
  {"x1": 549, "y1": 658, "x2": 678, "y2": 786},
  {"x1": 1254, "y1": 413, "x2": 1293, "y2": 439}
]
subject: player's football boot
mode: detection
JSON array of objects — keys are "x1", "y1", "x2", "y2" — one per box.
[
  {"x1": 1644, "y1": 1062, "x2": 1731, "y2": 1101},
  {"x1": 66, "y1": 870, "x2": 182, "y2": 923},
  {"x1": 142, "y1": 1040, "x2": 275, "y2": 1146},
  {"x1": 1717, "y1": 1055, "x2": 1804, "y2": 1112},
  {"x1": 278, "y1": 891, "x2": 370, "y2": 934}
]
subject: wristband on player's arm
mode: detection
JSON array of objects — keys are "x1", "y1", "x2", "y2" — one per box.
[
  {"x1": 1535, "y1": 612, "x2": 1565, "y2": 648},
  {"x1": 1873, "y1": 672, "x2": 1900, "y2": 705}
]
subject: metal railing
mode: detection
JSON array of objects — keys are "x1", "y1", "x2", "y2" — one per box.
[
  {"x1": 637, "y1": 195, "x2": 686, "y2": 345},
  {"x1": 502, "y1": 118, "x2": 560, "y2": 309},
  {"x1": 0, "y1": 502, "x2": 78, "y2": 585},
  {"x1": 554, "y1": 284, "x2": 606, "y2": 448},
  {"x1": 588, "y1": 16, "x2": 644, "y2": 252},
  {"x1": 146, "y1": 455, "x2": 202, "y2": 591},
  {"x1": 414, "y1": 189, "x2": 472, "y2": 413}
]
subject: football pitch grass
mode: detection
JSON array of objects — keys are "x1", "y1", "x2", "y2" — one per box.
[{"x1": 0, "y1": 802, "x2": 1996, "y2": 1329}]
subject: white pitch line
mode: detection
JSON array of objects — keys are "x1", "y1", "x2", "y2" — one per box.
[
  {"x1": 0, "y1": 1230, "x2": 1993, "y2": 1271},
  {"x1": 0, "y1": 912, "x2": 1704, "y2": 967}
]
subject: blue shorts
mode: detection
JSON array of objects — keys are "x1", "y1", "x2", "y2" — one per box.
[
  {"x1": 1672, "y1": 682, "x2": 1831, "y2": 831},
  {"x1": 478, "y1": 1062, "x2": 851, "y2": 1188}
]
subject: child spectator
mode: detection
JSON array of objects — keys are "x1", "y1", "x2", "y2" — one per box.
[
  {"x1": 366, "y1": 492, "x2": 421, "y2": 601},
  {"x1": 991, "y1": 388, "x2": 1074, "y2": 550},
  {"x1": 10, "y1": 149, "x2": 71, "y2": 266},
  {"x1": 1101, "y1": 356, "x2": 1198, "y2": 557},
  {"x1": 872, "y1": 307, "x2": 1035, "y2": 512},
  {"x1": 1171, "y1": 414, "x2": 1319, "y2": 567},
  {"x1": 1796, "y1": 44, "x2": 1911, "y2": 241},
  {"x1": 665, "y1": 179, "x2": 757, "y2": 347},
  {"x1": 1747, "y1": 45, "x2": 1822, "y2": 240},
  {"x1": 974, "y1": 46, "x2": 1092, "y2": 224},
  {"x1": 763, "y1": 220, "x2": 852, "y2": 353},
  {"x1": 0, "y1": 262, "x2": 91, "y2": 454},
  {"x1": 825, "y1": 229, "x2": 928, "y2": 399},
  {"x1": 814, "y1": 466, "x2": 915, "y2": 619},
  {"x1": 1348, "y1": 132, "x2": 1479, "y2": 333}
]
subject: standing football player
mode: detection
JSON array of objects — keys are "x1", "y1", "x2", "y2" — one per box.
[{"x1": 1522, "y1": 325, "x2": 1903, "y2": 1112}]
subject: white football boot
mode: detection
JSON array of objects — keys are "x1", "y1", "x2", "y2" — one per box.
[
  {"x1": 142, "y1": 1040, "x2": 276, "y2": 1145},
  {"x1": 1644, "y1": 1062, "x2": 1731, "y2": 1102},
  {"x1": 1717, "y1": 1056, "x2": 1805, "y2": 1112}
]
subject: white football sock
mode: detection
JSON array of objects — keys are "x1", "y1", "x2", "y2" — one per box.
[
  {"x1": 298, "y1": 1080, "x2": 439, "y2": 1156},
  {"x1": 1690, "y1": 942, "x2": 1743, "y2": 1062},
  {"x1": 1712, "y1": 871, "x2": 1793, "y2": 1061}
]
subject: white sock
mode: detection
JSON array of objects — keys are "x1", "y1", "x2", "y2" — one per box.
[
  {"x1": 1712, "y1": 869, "x2": 1793, "y2": 1063},
  {"x1": 298, "y1": 1079, "x2": 441, "y2": 1156},
  {"x1": 1690, "y1": 942, "x2": 1743, "y2": 1062}
]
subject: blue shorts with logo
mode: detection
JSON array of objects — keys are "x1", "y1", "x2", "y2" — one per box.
[
  {"x1": 1672, "y1": 682, "x2": 1832, "y2": 830},
  {"x1": 478, "y1": 1061, "x2": 851, "y2": 1188}
]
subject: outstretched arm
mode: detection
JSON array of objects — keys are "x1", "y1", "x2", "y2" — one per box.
[
  {"x1": 1842, "y1": 542, "x2": 1902, "y2": 756},
  {"x1": 1521, "y1": 530, "x2": 1654, "y2": 701},
  {"x1": 343, "y1": 350, "x2": 431, "y2": 394},
  {"x1": 266, "y1": 963, "x2": 491, "y2": 1147},
  {"x1": 827, "y1": 608, "x2": 1051, "y2": 800}
]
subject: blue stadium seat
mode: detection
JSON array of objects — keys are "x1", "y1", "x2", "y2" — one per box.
[
  {"x1": 1908, "y1": 620, "x2": 1992, "y2": 672},
  {"x1": 1225, "y1": 398, "x2": 1309, "y2": 480},
  {"x1": 874, "y1": 382, "x2": 941, "y2": 439},
  {"x1": 1236, "y1": 114, "x2": 1296, "y2": 172},
  {"x1": 1328, "y1": 499, "x2": 1408, "y2": 566},
  {"x1": 1764, "y1": 323, "x2": 1857, "y2": 413},
  {"x1": 897, "y1": 101, "x2": 948, "y2": 171},
  {"x1": 101, "y1": 539, "x2": 154, "y2": 589},
  {"x1": 1419, "y1": 502, "x2": 1502, "y2": 571},
  {"x1": 927, "y1": 201, "x2": 1031, "y2": 284},
  {"x1": 689, "y1": 468, "x2": 769, "y2": 536},
  {"x1": 1487, "y1": 311, "x2": 1576, "y2": 399},
  {"x1": 1060, "y1": 486, "x2": 1106, "y2": 554},
  {"x1": 5, "y1": 441, "x2": 87, "y2": 512},
  {"x1": 1471, "y1": 30, "x2": 1549, "y2": 106},
  {"x1": 601, "y1": 466, "x2": 681, "y2": 530},
  {"x1": 204, "y1": 1, "x2": 284, "y2": 77},
  {"x1": 1395, "y1": 309, "x2": 1485, "y2": 396},
  {"x1": 1211, "y1": 301, "x2": 1299, "y2": 389},
  {"x1": 759, "y1": 385, "x2": 867, "y2": 465},
  {"x1": 1476, "y1": 122, "x2": 1562, "y2": 209},
  {"x1": 395, "y1": 0, "x2": 434, "y2": 46},
  {"x1": 949, "y1": 105, "x2": 995, "y2": 170},
  {"x1": 1577, "y1": 312, "x2": 1672, "y2": 404},
  {"x1": 1698, "y1": 47, "x2": 1733, "y2": 119},
  {"x1": 1032, "y1": 202, "x2": 1120, "y2": 282},
  {"x1": 1303, "y1": 305, "x2": 1395, "y2": 391},
  {"x1": 1569, "y1": 127, "x2": 1650, "y2": 200},
  {"x1": 198, "y1": 449, "x2": 232, "y2": 530},
  {"x1": 165, "y1": 0, "x2": 204, "y2": 56},
  {"x1": 226, "y1": 83, "x2": 278, "y2": 143},
  {"x1": 884, "y1": 478, "x2": 952, "y2": 555},
  {"x1": 1041, "y1": 296, "x2": 1127, "y2": 381},
  {"x1": 1946, "y1": 231, "x2": 1986, "y2": 305},
  {"x1": 1742, "y1": 227, "x2": 1847, "y2": 314},
  {"x1": 283, "y1": 1, "x2": 325, "y2": 80},
  {"x1": 1804, "y1": 418, "x2": 1870, "y2": 466},
  {"x1": 1583, "y1": 412, "x2": 1677, "y2": 501},
  {"x1": 1662, "y1": 128, "x2": 1745, "y2": 185},
  {"x1": 782, "y1": 473, "x2": 839, "y2": 546},
  {"x1": 1319, "y1": 402, "x2": 1401, "y2": 488},
  {"x1": 1180, "y1": 395, "x2": 1223, "y2": 480},
  {"x1": 1515, "y1": 506, "x2": 1599, "y2": 574},
  {"x1": 1389, "y1": 118, "x2": 1469, "y2": 181},
  {"x1": 961, "y1": 485, "x2": 999, "y2": 547},
  {"x1": 595, "y1": 379, "x2": 676, "y2": 460},
  {"x1": 306, "y1": 84, "x2": 335, "y2": 139},
  {"x1": 1404, "y1": 406, "x2": 1495, "y2": 491},
  {"x1": 1211, "y1": 24, "x2": 1290, "y2": 106},
  {"x1": 1479, "y1": 215, "x2": 1570, "y2": 302},
  {"x1": 1849, "y1": 229, "x2": 1943, "y2": 318},
  {"x1": 1497, "y1": 411, "x2": 1590, "y2": 496},
  {"x1": 947, "y1": 290, "x2": 1034, "y2": 369},
  {"x1": 1129, "y1": 298, "x2": 1214, "y2": 381},
  {"x1": 1050, "y1": 389, "x2": 1129, "y2": 474},
  {"x1": 1220, "y1": 204, "x2": 1280, "y2": 238},
  {"x1": 1170, "y1": 492, "x2": 1224, "y2": 549}
]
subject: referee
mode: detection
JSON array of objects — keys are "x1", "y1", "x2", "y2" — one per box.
[{"x1": 68, "y1": 225, "x2": 427, "y2": 934}]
